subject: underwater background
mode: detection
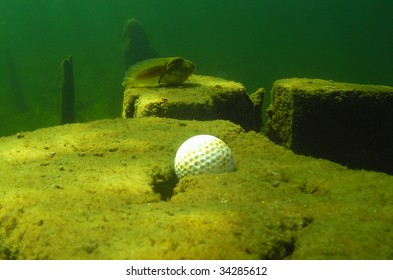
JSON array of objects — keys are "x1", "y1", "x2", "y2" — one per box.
[{"x1": 1, "y1": 0, "x2": 392, "y2": 136}]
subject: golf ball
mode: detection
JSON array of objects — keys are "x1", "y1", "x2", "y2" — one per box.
[{"x1": 174, "y1": 135, "x2": 235, "y2": 179}]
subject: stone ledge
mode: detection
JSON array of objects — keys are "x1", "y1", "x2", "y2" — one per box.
[
  {"x1": 1, "y1": 117, "x2": 393, "y2": 259},
  {"x1": 267, "y1": 78, "x2": 393, "y2": 174},
  {"x1": 122, "y1": 75, "x2": 263, "y2": 131}
]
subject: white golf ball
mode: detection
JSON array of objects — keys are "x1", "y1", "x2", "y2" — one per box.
[{"x1": 174, "y1": 135, "x2": 235, "y2": 179}]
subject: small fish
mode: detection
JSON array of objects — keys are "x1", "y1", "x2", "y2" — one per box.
[{"x1": 122, "y1": 57, "x2": 195, "y2": 88}]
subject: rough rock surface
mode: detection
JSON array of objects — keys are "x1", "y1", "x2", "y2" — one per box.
[
  {"x1": 267, "y1": 78, "x2": 393, "y2": 174},
  {"x1": 1, "y1": 117, "x2": 392, "y2": 259},
  {"x1": 122, "y1": 75, "x2": 263, "y2": 131}
]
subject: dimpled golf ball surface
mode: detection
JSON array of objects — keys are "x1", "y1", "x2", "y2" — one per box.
[{"x1": 175, "y1": 135, "x2": 235, "y2": 179}]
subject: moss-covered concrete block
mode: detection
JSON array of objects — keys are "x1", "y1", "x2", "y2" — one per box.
[
  {"x1": 122, "y1": 75, "x2": 263, "y2": 131},
  {"x1": 267, "y1": 78, "x2": 393, "y2": 174},
  {"x1": 1, "y1": 117, "x2": 393, "y2": 259}
]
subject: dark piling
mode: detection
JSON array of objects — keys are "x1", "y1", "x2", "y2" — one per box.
[
  {"x1": 122, "y1": 18, "x2": 159, "y2": 69},
  {"x1": 60, "y1": 55, "x2": 75, "y2": 124},
  {"x1": 4, "y1": 46, "x2": 26, "y2": 110}
]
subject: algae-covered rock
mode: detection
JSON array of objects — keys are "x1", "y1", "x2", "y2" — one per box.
[
  {"x1": 0, "y1": 117, "x2": 392, "y2": 259},
  {"x1": 122, "y1": 75, "x2": 263, "y2": 131},
  {"x1": 267, "y1": 78, "x2": 393, "y2": 174}
]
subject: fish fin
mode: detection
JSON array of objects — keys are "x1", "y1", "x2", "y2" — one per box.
[
  {"x1": 158, "y1": 61, "x2": 170, "y2": 84},
  {"x1": 134, "y1": 65, "x2": 165, "y2": 80}
]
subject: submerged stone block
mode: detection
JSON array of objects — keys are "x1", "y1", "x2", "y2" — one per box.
[
  {"x1": 122, "y1": 75, "x2": 263, "y2": 131},
  {"x1": 267, "y1": 78, "x2": 393, "y2": 174},
  {"x1": 2, "y1": 117, "x2": 393, "y2": 259}
]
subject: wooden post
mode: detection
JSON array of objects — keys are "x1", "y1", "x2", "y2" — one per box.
[
  {"x1": 60, "y1": 55, "x2": 75, "y2": 124},
  {"x1": 4, "y1": 46, "x2": 26, "y2": 110}
]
